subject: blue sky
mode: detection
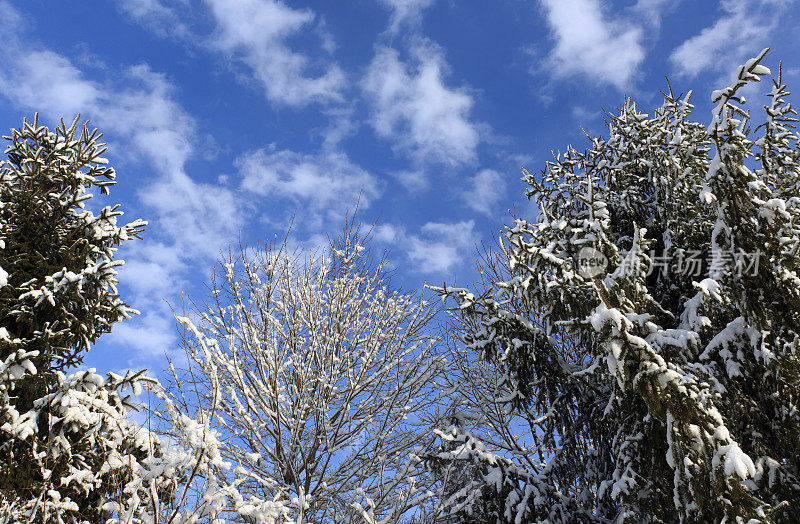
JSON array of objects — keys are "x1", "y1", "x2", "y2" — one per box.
[{"x1": 1, "y1": 0, "x2": 798, "y2": 375}]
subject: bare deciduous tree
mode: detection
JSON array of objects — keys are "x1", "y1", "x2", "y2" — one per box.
[{"x1": 163, "y1": 226, "x2": 445, "y2": 523}]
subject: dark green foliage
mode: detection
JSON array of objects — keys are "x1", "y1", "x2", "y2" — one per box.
[
  {"x1": 430, "y1": 52, "x2": 800, "y2": 522},
  {"x1": 0, "y1": 115, "x2": 149, "y2": 522}
]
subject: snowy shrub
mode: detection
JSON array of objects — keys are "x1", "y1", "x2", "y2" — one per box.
[{"x1": 430, "y1": 50, "x2": 800, "y2": 522}]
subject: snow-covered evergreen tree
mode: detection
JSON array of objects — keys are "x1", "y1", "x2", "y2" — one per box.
[
  {"x1": 0, "y1": 116, "x2": 288, "y2": 523},
  {"x1": 0, "y1": 115, "x2": 155, "y2": 521},
  {"x1": 430, "y1": 50, "x2": 800, "y2": 522}
]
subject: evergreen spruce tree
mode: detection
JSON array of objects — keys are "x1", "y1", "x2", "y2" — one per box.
[
  {"x1": 430, "y1": 50, "x2": 800, "y2": 522},
  {"x1": 0, "y1": 115, "x2": 157, "y2": 522},
  {"x1": 0, "y1": 115, "x2": 389, "y2": 523}
]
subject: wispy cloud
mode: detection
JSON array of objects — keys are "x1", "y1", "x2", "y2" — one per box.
[
  {"x1": 117, "y1": 0, "x2": 192, "y2": 39},
  {"x1": 205, "y1": 0, "x2": 345, "y2": 107},
  {"x1": 633, "y1": 0, "x2": 676, "y2": 29},
  {"x1": 407, "y1": 220, "x2": 477, "y2": 275},
  {"x1": 0, "y1": 2, "x2": 241, "y2": 364},
  {"x1": 392, "y1": 170, "x2": 429, "y2": 192},
  {"x1": 379, "y1": 0, "x2": 435, "y2": 35},
  {"x1": 538, "y1": 0, "x2": 646, "y2": 89},
  {"x1": 669, "y1": 0, "x2": 785, "y2": 79},
  {"x1": 118, "y1": 0, "x2": 345, "y2": 107},
  {"x1": 0, "y1": 49, "x2": 239, "y2": 260},
  {"x1": 463, "y1": 169, "x2": 507, "y2": 218},
  {"x1": 120, "y1": 0, "x2": 379, "y2": 232},
  {"x1": 0, "y1": 50, "x2": 101, "y2": 117},
  {"x1": 362, "y1": 41, "x2": 480, "y2": 167},
  {"x1": 373, "y1": 220, "x2": 478, "y2": 275},
  {"x1": 237, "y1": 148, "x2": 382, "y2": 226}
]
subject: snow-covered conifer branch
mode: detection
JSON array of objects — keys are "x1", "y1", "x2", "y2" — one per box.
[{"x1": 428, "y1": 51, "x2": 800, "y2": 522}]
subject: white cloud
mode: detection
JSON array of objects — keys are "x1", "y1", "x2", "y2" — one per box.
[
  {"x1": 0, "y1": 0, "x2": 20, "y2": 32},
  {"x1": 371, "y1": 223, "x2": 401, "y2": 244},
  {"x1": 0, "y1": 50, "x2": 101, "y2": 117},
  {"x1": 117, "y1": 0, "x2": 192, "y2": 39},
  {"x1": 315, "y1": 104, "x2": 359, "y2": 151},
  {"x1": 117, "y1": 0, "x2": 380, "y2": 228},
  {"x1": 118, "y1": 242, "x2": 186, "y2": 301},
  {"x1": 379, "y1": 0, "x2": 435, "y2": 34},
  {"x1": 393, "y1": 170, "x2": 429, "y2": 191},
  {"x1": 633, "y1": 0, "x2": 675, "y2": 28},
  {"x1": 0, "y1": 45, "x2": 239, "y2": 261},
  {"x1": 113, "y1": 240, "x2": 188, "y2": 358},
  {"x1": 205, "y1": 0, "x2": 345, "y2": 106},
  {"x1": 142, "y1": 172, "x2": 241, "y2": 261},
  {"x1": 408, "y1": 220, "x2": 477, "y2": 275},
  {"x1": 118, "y1": 0, "x2": 345, "y2": 107},
  {"x1": 238, "y1": 148, "x2": 382, "y2": 223},
  {"x1": 112, "y1": 312, "x2": 179, "y2": 360},
  {"x1": 463, "y1": 169, "x2": 507, "y2": 217},
  {"x1": 362, "y1": 42, "x2": 480, "y2": 166},
  {"x1": 106, "y1": 67, "x2": 193, "y2": 169},
  {"x1": 538, "y1": 0, "x2": 645, "y2": 89},
  {"x1": 0, "y1": 4, "x2": 240, "y2": 363},
  {"x1": 372, "y1": 220, "x2": 478, "y2": 275},
  {"x1": 669, "y1": 0, "x2": 784, "y2": 79},
  {"x1": 284, "y1": 232, "x2": 331, "y2": 259}
]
